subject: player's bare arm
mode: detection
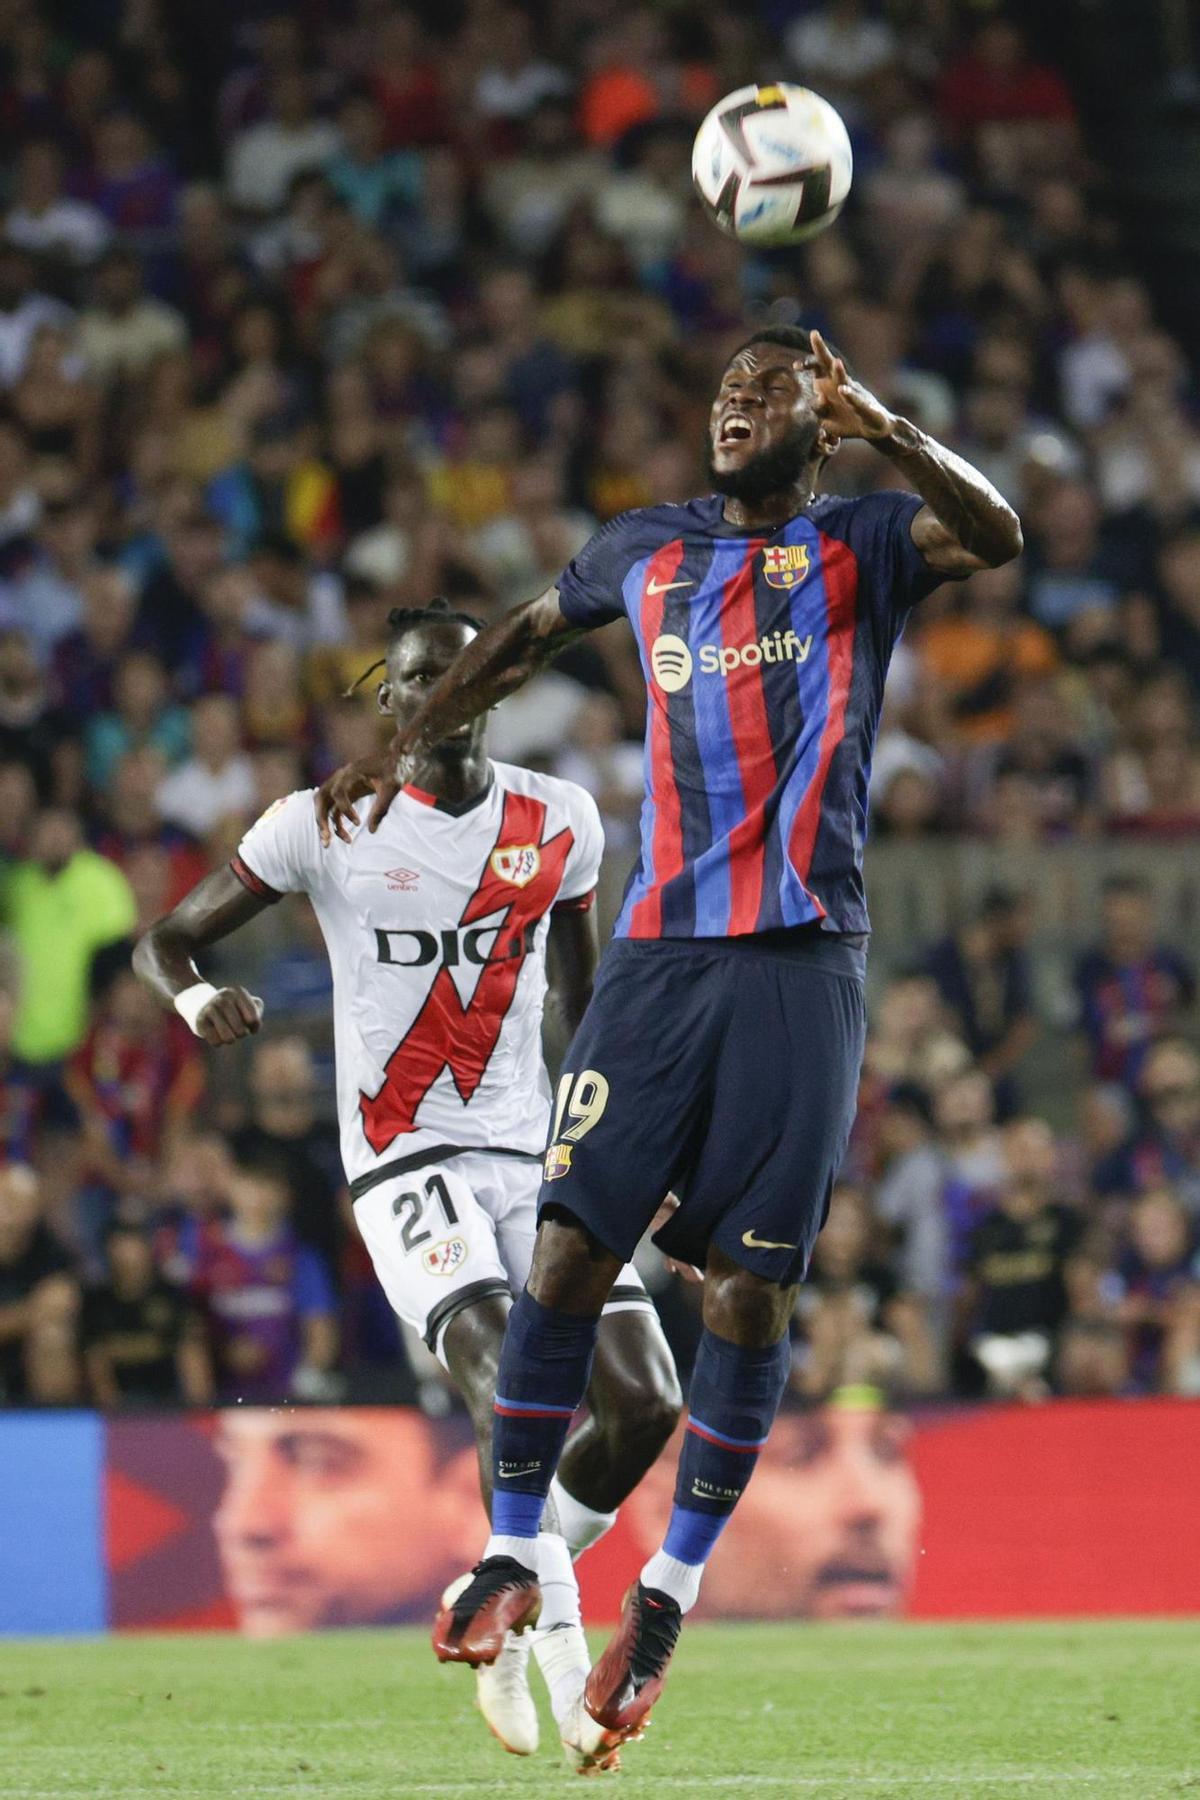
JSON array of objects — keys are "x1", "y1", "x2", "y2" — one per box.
[
  {"x1": 546, "y1": 904, "x2": 599, "y2": 1040},
  {"x1": 132, "y1": 867, "x2": 269, "y2": 1047},
  {"x1": 315, "y1": 590, "x2": 584, "y2": 844},
  {"x1": 806, "y1": 329, "x2": 1024, "y2": 576}
]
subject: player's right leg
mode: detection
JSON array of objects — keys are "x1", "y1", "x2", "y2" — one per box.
[{"x1": 351, "y1": 1166, "x2": 548, "y2": 1754}]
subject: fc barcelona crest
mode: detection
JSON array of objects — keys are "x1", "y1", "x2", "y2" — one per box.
[
  {"x1": 491, "y1": 843, "x2": 541, "y2": 888},
  {"x1": 761, "y1": 543, "x2": 810, "y2": 589}
]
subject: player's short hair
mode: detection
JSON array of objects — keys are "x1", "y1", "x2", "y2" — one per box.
[
  {"x1": 729, "y1": 325, "x2": 852, "y2": 377},
  {"x1": 386, "y1": 596, "x2": 484, "y2": 646},
  {"x1": 346, "y1": 598, "x2": 484, "y2": 695}
]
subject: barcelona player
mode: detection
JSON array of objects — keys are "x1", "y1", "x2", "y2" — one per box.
[{"x1": 316, "y1": 327, "x2": 1022, "y2": 1740}]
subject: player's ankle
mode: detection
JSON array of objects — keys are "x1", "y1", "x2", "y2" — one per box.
[
  {"x1": 549, "y1": 1476, "x2": 618, "y2": 1559},
  {"x1": 640, "y1": 1551, "x2": 702, "y2": 1614},
  {"x1": 484, "y1": 1533, "x2": 540, "y2": 1570}
]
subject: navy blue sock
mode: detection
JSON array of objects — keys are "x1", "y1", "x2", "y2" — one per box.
[
  {"x1": 490, "y1": 1288, "x2": 599, "y2": 1542},
  {"x1": 647, "y1": 1328, "x2": 790, "y2": 1598}
]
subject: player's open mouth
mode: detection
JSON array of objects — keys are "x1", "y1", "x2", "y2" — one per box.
[{"x1": 717, "y1": 413, "x2": 754, "y2": 446}]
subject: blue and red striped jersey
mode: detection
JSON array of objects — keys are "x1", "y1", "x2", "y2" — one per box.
[{"x1": 556, "y1": 489, "x2": 942, "y2": 939}]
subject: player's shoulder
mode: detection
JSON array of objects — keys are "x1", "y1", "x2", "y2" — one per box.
[
  {"x1": 588, "y1": 497, "x2": 721, "y2": 551},
  {"x1": 808, "y1": 488, "x2": 922, "y2": 536},
  {"x1": 490, "y1": 759, "x2": 601, "y2": 823}
]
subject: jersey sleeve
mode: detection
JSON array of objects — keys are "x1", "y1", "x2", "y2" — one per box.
[
  {"x1": 832, "y1": 490, "x2": 945, "y2": 624},
  {"x1": 232, "y1": 790, "x2": 322, "y2": 899},
  {"x1": 556, "y1": 785, "x2": 605, "y2": 908},
  {"x1": 555, "y1": 511, "x2": 638, "y2": 628}
]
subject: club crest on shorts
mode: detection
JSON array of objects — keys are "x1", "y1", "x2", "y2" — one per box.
[
  {"x1": 761, "y1": 543, "x2": 810, "y2": 589},
  {"x1": 543, "y1": 1142, "x2": 573, "y2": 1181},
  {"x1": 422, "y1": 1236, "x2": 468, "y2": 1277},
  {"x1": 491, "y1": 844, "x2": 541, "y2": 887}
]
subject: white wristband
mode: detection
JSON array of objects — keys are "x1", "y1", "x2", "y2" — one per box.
[{"x1": 174, "y1": 981, "x2": 220, "y2": 1034}]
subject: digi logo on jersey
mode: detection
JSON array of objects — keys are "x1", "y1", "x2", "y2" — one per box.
[{"x1": 374, "y1": 921, "x2": 538, "y2": 968}]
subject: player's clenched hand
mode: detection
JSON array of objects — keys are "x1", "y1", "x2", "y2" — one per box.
[
  {"x1": 649, "y1": 1193, "x2": 703, "y2": 1284},
  {"x1": 805, "y1": 327, "x2": 895, "y2": 443},
  {"x1": 314, "y1": 754, "x2": 400, "y2": 846},
  {"x1": 195, "y1": 986, "x2": 264, "y2": 1047}
]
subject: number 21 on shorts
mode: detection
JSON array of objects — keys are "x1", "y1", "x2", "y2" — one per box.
[{"x1": 545, "y1": 1068, "x2": 609, "y2": 1180}]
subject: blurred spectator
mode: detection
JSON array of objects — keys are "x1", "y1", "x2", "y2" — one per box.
[
  {"x1": 1075, "y1": 875, "x2": 1196, "y2": 1089},
  {"x1": 226, "y1": 70, "x2": 341, "y2": 216},
  {"x1": 962, "y1": 1116, "x2": 1082, "y2": 1397},
  {"x1": 155, "y1": 694, "x2": 257, "y2": 837},
  {"x1": 229, "y1": 1036, "x2": 344, "y2": 1281},
  {"x1": 5, "y1": 137, "x2": 109, "y2": 266},
  {"x1": 82, "y1": 1222, "x2": 212, "y2": 1407},
  {"x1": 0, "y1": 242, "x2": 71, "y2": 388},
  {"x1": 0, "y1": 1163, "x2": 79, "y2": 1404},
  {"x1": 76, "y1": 245, "x2": 188, "y2": 386},
  {"x1": 926, "y1": 888, "x2": 1037, "y2": 1114},
  {"x1": 5, "y1": 808, "x2": 136, "y2": 1068},
  {"x1": 874, "y1": 1084, "x2": 950, "y2": 1322},
  {"x1": 188, "y1": 1148, "x2": 338, "y2": 1404},
  {"x1": 1095, "y1": 1038, "x2": 1200, "y2": 1211},
  {"x1": 65, "y1": 962, "x2": 202, "y2": 1257},
  {"x1": 794, "y1": 1183, "x2": 938, "y2": 1399},
  {"x1": 1109, "y1": 1187, "x2": 1200, "y2": 1393}
]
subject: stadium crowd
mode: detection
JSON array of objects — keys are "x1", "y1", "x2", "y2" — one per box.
[{"x1": 0, "y1": 0, "x2": 1199, "y2": 1414}]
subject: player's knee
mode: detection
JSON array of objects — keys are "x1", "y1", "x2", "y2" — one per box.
[
  {"x1": 528, "y1": 1210, "x2": 619, "y2": 1314},
  {"x1": 703, "y1": 1253, "x2": 796, "y2": 1347}
]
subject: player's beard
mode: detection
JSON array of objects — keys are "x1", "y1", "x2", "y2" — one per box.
[{"x1": 707, "y1": 421, "x2": 820, "y2": 503}]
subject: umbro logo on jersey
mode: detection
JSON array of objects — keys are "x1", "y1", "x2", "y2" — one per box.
[
  {"x1": 650, "y1": 630, "x2": 814, "y2": 694},
  {"x1": 647, "y1": 576, "x2": 695, "y2": 596},
  {"x1": 386, "y1": 867, "x2": 420, "y2": 891}
]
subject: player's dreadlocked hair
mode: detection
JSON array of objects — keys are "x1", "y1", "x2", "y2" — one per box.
[{"x1": 344, "y1": 596, "x2": 485, "y2": 696}]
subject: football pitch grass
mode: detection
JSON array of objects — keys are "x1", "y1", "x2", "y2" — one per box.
[{"x1": 2, "y1": 1620, "x2": 1198, "y2": 1800}]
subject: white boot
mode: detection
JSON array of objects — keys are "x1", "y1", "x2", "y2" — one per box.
[
  {"x1": 475, "y1": 1631, "x2": 539, "y2": 1756},
  {"x1": 534, "y1": 1622, "x2": 625, "y2": 1776}
]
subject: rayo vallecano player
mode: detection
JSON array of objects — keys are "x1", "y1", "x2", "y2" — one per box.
[{"x1": 134, "y1": 599, "x2": 681, "y2": 1774}]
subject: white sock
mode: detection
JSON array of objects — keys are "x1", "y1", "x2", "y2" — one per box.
[
  {"x1": 532, "y1": 1622, "x2": 590, "y2": 1726},
  {"x1": 549, "y1": 1476, "x2": 618, "y2": 1560},
  {"x1": 640, "y1": 1549, "x2": 703, "y2": 1614},
  {"x1": 484, "y1": 1532, "x2": 539, "y2": 1569},
  {"x1": 535, "y1": 1530, "x2": 582, "y2": 1631}
]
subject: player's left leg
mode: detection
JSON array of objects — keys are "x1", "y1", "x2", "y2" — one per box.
[{"x1": 586, "y1": 935, "x2": 868, "y2": 1736}]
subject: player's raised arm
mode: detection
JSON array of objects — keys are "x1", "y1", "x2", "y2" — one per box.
[
  {"x1": 807, "y1": 330, "x2": 1023, "y2": 578},
  {"x1": 132, "y1": 866, "x2": 269, "y2": 1047},
  {"x1": 315, "y1": 587, "x2": 582, "y2": 844}
]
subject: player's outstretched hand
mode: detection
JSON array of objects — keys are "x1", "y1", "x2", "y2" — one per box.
[
  {"x1": 314, "y1": 755, "x2": 401, "y2": 846},
  {"x1": 805, "y1": 327, "x2": 895, "y2": 443},
  {"x1": 649, "y1": 1193, "x2": 703, "y2": 1284},
  {"x1": 195, "y1": 986, "x2": 264, "y2": 1047}
]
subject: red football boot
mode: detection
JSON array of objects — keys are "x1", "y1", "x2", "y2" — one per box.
[
  {"x1": 583, "y1": 1581, "x2": 683, "y2": 1736},
  {"x1": 432, "y1": 1557, "x2": 541, "y2": 1666}
]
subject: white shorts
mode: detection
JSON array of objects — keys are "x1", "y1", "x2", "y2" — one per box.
[{"x1": 351, "y1": 1149, "x2": 652, "y2": 1365}]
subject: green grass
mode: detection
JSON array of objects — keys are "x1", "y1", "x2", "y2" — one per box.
[{"x1": 2, "y1": 1621, "x2": 1198, "y2": 1799}]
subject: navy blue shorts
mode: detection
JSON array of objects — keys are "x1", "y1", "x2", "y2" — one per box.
[{"x1": 538, "y1": 932, "x2": 867, "y2": 1287}]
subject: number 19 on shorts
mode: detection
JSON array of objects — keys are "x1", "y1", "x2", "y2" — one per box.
[{"x1": 544, "y1": 1068, "x2": 609, "y2": 1180}]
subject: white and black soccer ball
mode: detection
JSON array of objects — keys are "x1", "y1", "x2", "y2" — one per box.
[{"x1": 691, "y1": 82, "x2": 853, "y2": 246}]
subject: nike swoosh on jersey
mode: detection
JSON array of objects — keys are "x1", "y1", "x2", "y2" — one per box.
[
  {"x1": 645, "y1": 577, "x2": 695, "y2": 595},
  {"x1": 741, "y1": 1229, "x2": 798, "y2": 1251},
  {"x1": 497, "y1": 1462, "x2": 543, "y2": 1479}
]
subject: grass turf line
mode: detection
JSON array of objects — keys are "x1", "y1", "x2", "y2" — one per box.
[{"x1": 1, "y1": 1619, "x2": 1198, "y2": 1799}]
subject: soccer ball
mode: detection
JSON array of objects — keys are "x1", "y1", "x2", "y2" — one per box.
[{"x1": 691, "y1": 82, "x2": 853, "y2": 246}]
